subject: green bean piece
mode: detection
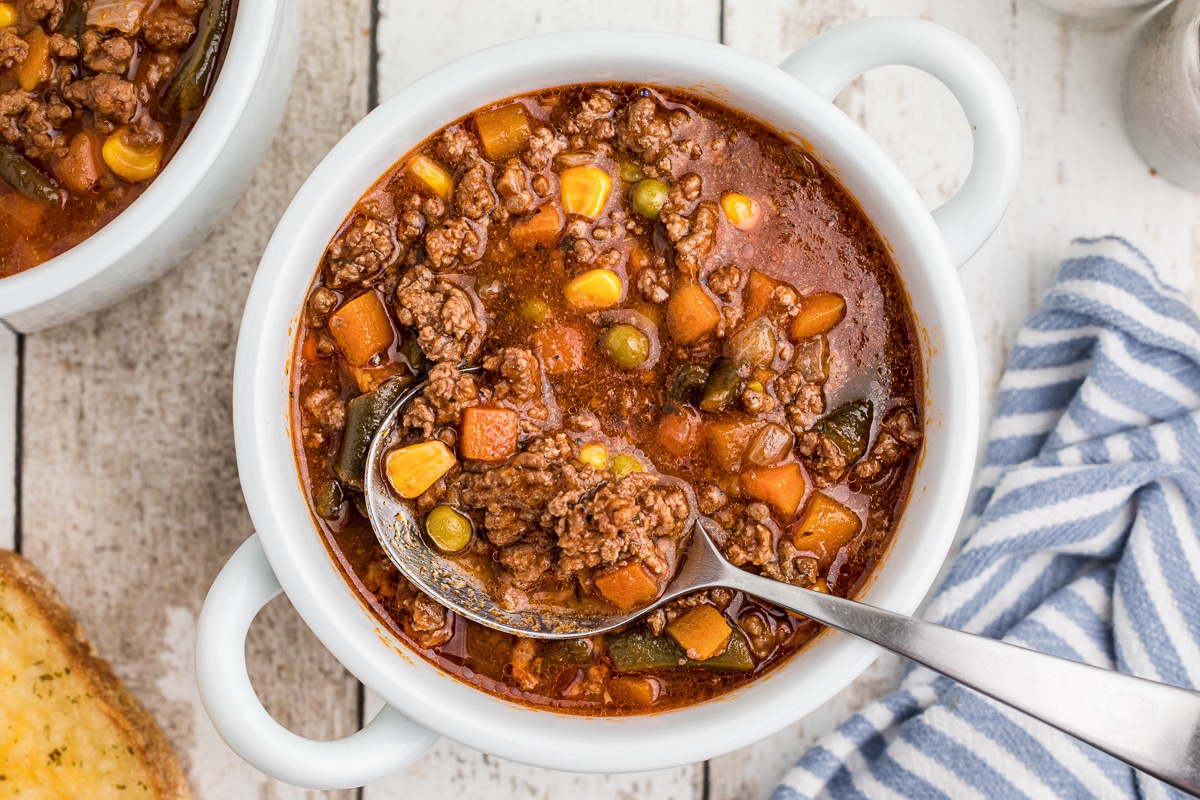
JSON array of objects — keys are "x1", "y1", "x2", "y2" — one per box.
[
  {"x1": 698, "y1": 358, "x2": 744, "y2": 414},
  {"x1": 609, "y1": 454, "x2": 643, "y2": 481},
  {"x1": 544, "y1": 638, "x2": 595, "y2": 665},
  {"x1": 0, "y1": 145, "x2": 61, "y2": 206},
  {"x1": 602, "y1": 324, "x2": 650, "y2": 369},
  {"x1": 313, "y1": 480, "x2": 345, "y2": 520},
  {"x1": 630, "y1": 179, "x2": 670, "y2": 220},
  {"x1": 667, "y1": 364, "x2": 709, "y2": 408},
  {"x1": 400, "y1": 335, "x2": 429, "y2": 377},
  {"x1": 607, "y1": 629, "x2": 754, "y2": 672},
  {"x1": 163, "y1": 0, "x2": 233, "y2": 115},
  {"x1": 56, "y1": 0, "x2": 88, "y2": 38},
  {"x1": 812, "y1": 399, "x2": 873, "y2": 462},
  {"x1": 425, "y1": 505, "x2": 473, "y2": 553},
  {"x1": 333, "y1": 376, "x2": 414, "y2": 491}
]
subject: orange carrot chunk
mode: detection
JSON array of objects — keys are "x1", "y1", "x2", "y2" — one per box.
[
  {"x1": 328, "y1": 290, "x2": 395, "y2": 367},
  {"x1": 793, "y1": 492, "x2": 862, "y2": 566},
  {"x1": 742, "y1": 462, "x2": 806, "y2": 518},
  {"x1": 510, "y1": 204, "x2": 563, "y2": 251},
  {"x1": 705, "y1": 419, "x2": 765, "y2": 472},
  {"x1": 474, "y1": 103, "x2": 531, "y2": 162},
  {"x1": 743, "y1": 269, "x2": 782, "y2": 321},
  {"x1": 666, "y1": 605, "x2": 733, "y2": 661},
  {"x1": 667, "y1": 283, "x2": 721, "y2": 344},
  {"x1": 656, "y1": 408, "x2": 702, "y2": 458},
  {"x1": 532, "y1": 326, "x2": 585, "y2": 376},
  {"x1": 608, "y1": 675, "x2": 661, "y2": 706},
  {"x1": 790, "y1": 292, "x2": 846, "y2": 341},
  {"x1": 595, "y1": 562, "x2": 660, "y2": 611},
  {"x1": 459, "y1": 406, "x2": 520, "y2": 462}
]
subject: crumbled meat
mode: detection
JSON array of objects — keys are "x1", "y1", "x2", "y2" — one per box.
[
  {"x1": 435, "y1": 127, "x2": 477, "y2": 166},
  {"x1": 616, "y1": 96, "x2": 673, "y2": 161},
  {"x1": 739, "y1": 611, "x2": 789, "y2": 661},
  {"x1": 495, "y1": 160, "x2": 534, "y2": 214},
  {"x1": 506, "y1": 638, "x2": 541, "y2": 691},
  {"x1": 48, "y1": 33, "x2": 80, "y2": 59},
  {"x1": 741, "y1": 387, "x2": 777, "y2": 414},
  {"x1": 176, "y1": 0, "x2": 207, "y2": 13},
  {"x1": 778, "y1": 373, "x2": 823, "y2": 431},
  {"x1": 423, "y1": 217, "x2": 483, "y2": 270},
  {"x1": 455, "y1": 161, "x2": 496, "y2": 220},
  {"x1": 302, "y1": 389, "x2": 345, "y2": 432},
  {"x1": 406, "y1": 591, "x2": 453, "y2": 648},
  {"x1": 636, "y1": 266, "x2": 670, "y2": 304},
  {"x1": 25, "y1": 0, "x2": 63, "y2": 26},
  {"x1": 123, "y1": 113, "x2": 164, "y2": 150},
  {"x1": 81, "y1": 30, "x2": 134, "y2": 74},
  {"x1": 324, "y1": 217, "x2": 396, "y2": 289},
  {"x1": 497, "y1": 536, "x2": 554, "y2": 588},
  {"x1": 723, "y1": 504, "x2": 777, "y2": 566},
  {"x1": 556, "y1": 472, "x2": 689, "y2": 577},
  {"x1": 483, "y1": 347, "x2": 541, "y2": 402},
  {"x1": 62, "y1": 74, "x2": 138, "y2": 124},
  {"x1": 699, "y1": 485, "x2": 727, "y2": 514},
  {"x1": 523, "y1": 126, "x2": 566, "y2": 171},
  {"x1": 565, "y1": 90, "x2": 617, "y2": 135},
  {"x1": 760, "y1": 540, "x2": 819, "y2": 587},
  {"x1": 142, "y1": 6, "x2": 197, "y2": 49},
  {"x1": 672, "y1": 201, "x2": 718, "y2": 269},
  {"x1": 661, "y1": 173, "x2": 701, "y2": 216},
  {"x1": 707, "y1": 263, "x2": 742, "y2": 300},
  {"x1": 2, "y1": 94, "x2": 71, "y2": 156},
  {"x1": 394, "y1": 266, "x2": 483, "y2": 363},
  {"x1": 305, "y1": 287, "x2": 338, "y2": 327},
  {"x1": 401, "y1": 362, "x2": 481, "y2": 438},
  {"x1": 852, "y1": 408, "x2": 922, "y2": 483},
  {"x1": 0, "y1": 31, "x2": 28, "y2": 70},
  {"x1": 796, "y1": 431, "x2": 848, "y2": 488}
]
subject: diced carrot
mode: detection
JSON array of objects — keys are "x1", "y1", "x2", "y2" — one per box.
[
  {"x1": 17, "y1": 27, "x2": 51, "y2": 92},
  {"x1": 346, "y1": 361, "x2": 406, "y2": 394},
  {"x1": 2, "y1": 193, "x2": 46, "y2": 232},
  {"x1": 53, "y1": 131, "x2": 105, "y2": 193},
  {"x1": 742, "y1": 463, "x2": 806, "y2": 518},
  {"x1": 705, "y1": 419, "x2": 765, "y2": 472},
  {"x1": 386, "y1": 440, "x2": 456, "y2": 499},
  {"x1": 459, "y1": 407, "x2": 519, "y2": 462},
  {"x1": 790, "y1": 292, "x2": 846, "y2": 341},
  {"x1": 608, "y1": 675, "x2": 661, "y2": 706},
  {"x1": 594, "y1": 562, "x2": 660, "y2": 611},
  {"x1": 532, "y1": 325, "x2": 585, "y2": 376},
  {"x1": 743, "y1": 270, "x2": 782, "y2": 321},
  {"x1": 301, "y1": 335, "x2": 321, "y2": 363},
  {"x1": 657, "y1": 408, "x2": 702, "y2": 458},
  {"x1": 474, "y1": 103, "x2": 532, "y2": 162},
  {"x1": 510, "y1": 204, "x2": 562, "y2": 250},
  {"x1": 667, "y1": 283, "x2": 721, "y2": 344},
  {"x1": 792, "y1": 492, "x2": 862, "y2": 566},
  {"x1": 328, "y1": 291, "x2": 395, "y2": 367},
  {"x1": 666, "y1": 605, "x2": 733, "y2": 661}
]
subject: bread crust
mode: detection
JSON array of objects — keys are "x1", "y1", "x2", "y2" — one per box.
[{"x1": 0, "y1": 549, "x2": 191, "y2": 799}]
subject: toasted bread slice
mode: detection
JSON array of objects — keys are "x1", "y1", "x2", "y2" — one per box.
[{"x1": 0, "y1": 550, "x2": 191, "y2": 799}]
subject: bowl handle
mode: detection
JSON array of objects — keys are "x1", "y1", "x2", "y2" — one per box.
[
  {"x1": 779, "y1": 17, "x2": 1021, "y2": 268},
  {"x1": 196, "y1": 534, "x2": 438, "y2": 789}
]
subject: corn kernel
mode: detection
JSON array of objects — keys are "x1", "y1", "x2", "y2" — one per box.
[
  {"x1": 0, "y1": 4, "x2": 17, "y2": 27},
  {"x1": 811, "y1": 578, "x2": 830, "y2": 594},
  {"x1": 560, "y1": 166, "x2": 612, "y2": 219},
  {"x1": 408, "y1": 154, "x2": 453, "y2": 202},
  {"x1": 747, "y1": 380, "x2": 764, "y2": 393},
  {"x1": 385, "y1": 440, "x2": 456, "y2": 499},
  {"x1": 579, "y1": 443, "x2": 608, "y2": 471},
  {"x1": 564, "y1": 268, "x2": 622, "y2": 310},
  {"x1": 102, "y1": 129, "x2": 163, "y2": 183},
  {"x1": 721, "y1": 192, "x2": 762, "y2": 231}
]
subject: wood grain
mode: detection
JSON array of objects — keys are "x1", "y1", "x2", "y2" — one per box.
[{"x1": 16, "y1": 0, "x2": 373, "y2": 797}]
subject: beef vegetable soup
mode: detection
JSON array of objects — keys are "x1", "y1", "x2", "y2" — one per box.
[
  {"x1": 292, "y1": 84, "x2": 924, "y2": 714},
  {"x1": 0, "y1": 0, "x2": 234, "y2": 277}
]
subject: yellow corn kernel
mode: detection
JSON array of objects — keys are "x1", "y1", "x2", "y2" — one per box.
[
  {"x1": 408, "y1": 154, "x2": 453, "y2": 202},
  {"x1": 721, "y1": 192, "x2": 762, "y2": 231},
  {"x1": 0, "y1": 4, "x2": 17, "y2": 27},
  {"x1": 385, "y1": 440, "x2": 456, "y2": 499},
  {"x1": 564, "y1": 268, "x2": 622, "y2": 310},
  {"x1": 811, "y1": 578, "x2": 830, "y2": 594},
  {"x1": 747, "y1": 380, "x2": 764, "y2": 393},
  {"x1": 560, "y1": 166, "x2": 612, "y2": 219},
  {"x1": 102, "y1": 129, "x2": 163, "y2": 183},
  {"x1": 579, "y1": 443, "x2": 608, "y2": 471}
]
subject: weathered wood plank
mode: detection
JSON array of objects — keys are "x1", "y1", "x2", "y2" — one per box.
[
  {"x1": 0, "y1": 327, "x2": 14, "y2": 552},
  {"x1": 17, "y1": 0, "x2": 373, "y2": 797},
  {"x1": 366, "y1": 1, "x2": 719, "y2": 796}
]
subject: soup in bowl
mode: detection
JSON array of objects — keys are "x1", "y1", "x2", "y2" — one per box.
[{"x1": 198, "y1": 21, "x2": 1018, "y2": 790}]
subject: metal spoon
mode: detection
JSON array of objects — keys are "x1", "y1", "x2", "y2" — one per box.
[{"x1": 364, "y1": 379, "x2": 1200, "y2": 795}]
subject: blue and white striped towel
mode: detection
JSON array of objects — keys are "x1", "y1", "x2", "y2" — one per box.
[{"x1": 773, "y1": 237, "x2": 1200, "y2": 800}]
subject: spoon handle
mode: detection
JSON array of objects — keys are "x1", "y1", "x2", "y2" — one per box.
[{"x1": 729, "y1": 569, "x2": 1200, "y2": 794}]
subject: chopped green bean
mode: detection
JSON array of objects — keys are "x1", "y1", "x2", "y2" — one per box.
[
  {"x1": 607, "y1": 629, "x2": 754, "y2": 672},
  {"x1": 699, "y1": 358, "x2": 744, "y2": 413},
  {"x1": 163, "y1": 0, "x2": 233, "y2": 115},
  {"x1": 334, "y1": 376, "x2": 414, "y2": 490},
  {"x1": 667, "y1": 364, "x2": 709, "y2": 408},
  {"x1": 0, "y1": 145, "x2": 61, "y2": 206},
  {"x1": 56, "y1": 0, "x2": 88, "y2": 38},
  {"x1": 813, "y1": 399, "x2": 873, "y2": 461},
  {"x1": 313, "y1": 480, "x2": 344, "y2": 520}
]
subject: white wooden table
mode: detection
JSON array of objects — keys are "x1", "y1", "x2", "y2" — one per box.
[{"x1": 3, "y1": 1, "x2": 1199, "y2": 797}]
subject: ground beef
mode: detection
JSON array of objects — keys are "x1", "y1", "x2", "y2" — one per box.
[
  {"x1": 565, "y1": 90, "x2": 617, "y2": 135},
  {"x1": 0, "y1": 30, "x2": 28, "y2": 69},
  {"x1": 661, "y1": 173, "x2": 701, "y2": 216},
  {"x1": 142, "y1": 6, "x2": 197, "y2": 50},
  {"x1": 852, "y1": 407, "x2": 922, "y2": 483},
  {"x1": 81, "y1": 30, "x2": 134, "y2": 74},
  {"x1": 707, "y1": 263, "x2": 742, "y2": 300},
  {"x1": 393, "y1": 266, "x2": 483, "y2": 363},
  {"x1": 759, "y1": 540, "x2": 819, "y2": 587},
  {"x1": 62, "y1": 74, "x2": 138, "y2": 124},
  {"x1": 141, "y1": 51, "x2": 177, "y2": 90},
  {"x1": 0, "y1": 93, "x2": 70, "y2": 156},
  {"x1": 777, "y1": 371, "x2": 824, "y2": 431},
  {"x1": 455, "y1": 161, "x2": 496, "y2": 220},
  {"x1": 324, "y1": 217, "x2": 396, "y2": 289},
  {"x1": 616, "y1": 96, "x2": 673, "y2": 162},
  {"x1": 671, "y1": 201, "x2": 718, "y2": 269},
  {"x1": 423, "y1": 217, "x2": 483, "y2": 271},
  {"x1": 497, "y1": 535, "x2": 555, "y2": 588},
  {"x1": 699, "y1": 484, "x2": 726, "y2": 514},
  {"x1": 723, "y1": 503, "x2": 777, "y2": 566},
  {"x1": 796, "y1": 430, "x2": 848, "y2": 487},
  {"x1": 302, "y1": 388, "x2": 345, "y2": 433},
  {"x1": 636, "y1": 266, "x2": 670, "y2": 304},
  {"x1": 506, "y1": 638, "x2": 541, "y2": 690},
  {"x1": 555, "y1": 472, "x2": 689, "y2": 577},
  {"x1": 402, "y1": 362, "x2": 481, "y2": 438},
  {"x1": 483, "y1": 347, "x2": 541, "y2": 402},
  {"x1": 495, "y1": 160, "x2": 534, "y2": 214},
  {"x1": 25, "y1": 0, "x2": 62, "y2": 25},
  {"x1": 523, "y1": 126, "x2": 565, "y2": 171},
  {"x1": 435, "y1": 126, "x2": 477, "y2": 167},
  {"x1": 739, "y1": 610, "x2": 791, "y2": 661},
  {"x1": 406, "y1": 591, "x2": 453, "y2": 648}
]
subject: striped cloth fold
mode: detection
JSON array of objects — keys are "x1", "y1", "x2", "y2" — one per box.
[{"x1": 772, "y1": 237, "x2": 1200, "y2": 800}]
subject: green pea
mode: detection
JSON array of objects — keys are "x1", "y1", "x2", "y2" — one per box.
[
  {"x1": 619, "y1": 161, "x2": 646, "y2": 183},
  {"x1": 521, "y1": 297, "x2": 550, "y2": 325},
  {"x1": 603, "y1": 324, "x2": 650, "y2": 369},
  {"x1": 630, "y1": 179, "x2": 670, "y2": 220},
  {"x1": 610, "y1": 454, "x2": 644, "y2": 481},
  {"x1": 425, "y1": 505, "x2": 473, "y2": 553}
]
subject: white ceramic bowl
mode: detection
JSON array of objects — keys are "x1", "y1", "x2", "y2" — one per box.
[
  {"x1": 198, "y1": 20, "x2": 1019, "y2": 790},
  {"x1": 0, "y1": 0, "x2": 302, "y2": 333}
]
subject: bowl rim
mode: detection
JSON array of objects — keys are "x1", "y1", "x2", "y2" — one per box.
[
  {"x1": 0, "y1": 0, "x2": 284, "y2": 319},
  {"x1": 233, "y1": 28, "x2": 980, "y2": 772}
]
